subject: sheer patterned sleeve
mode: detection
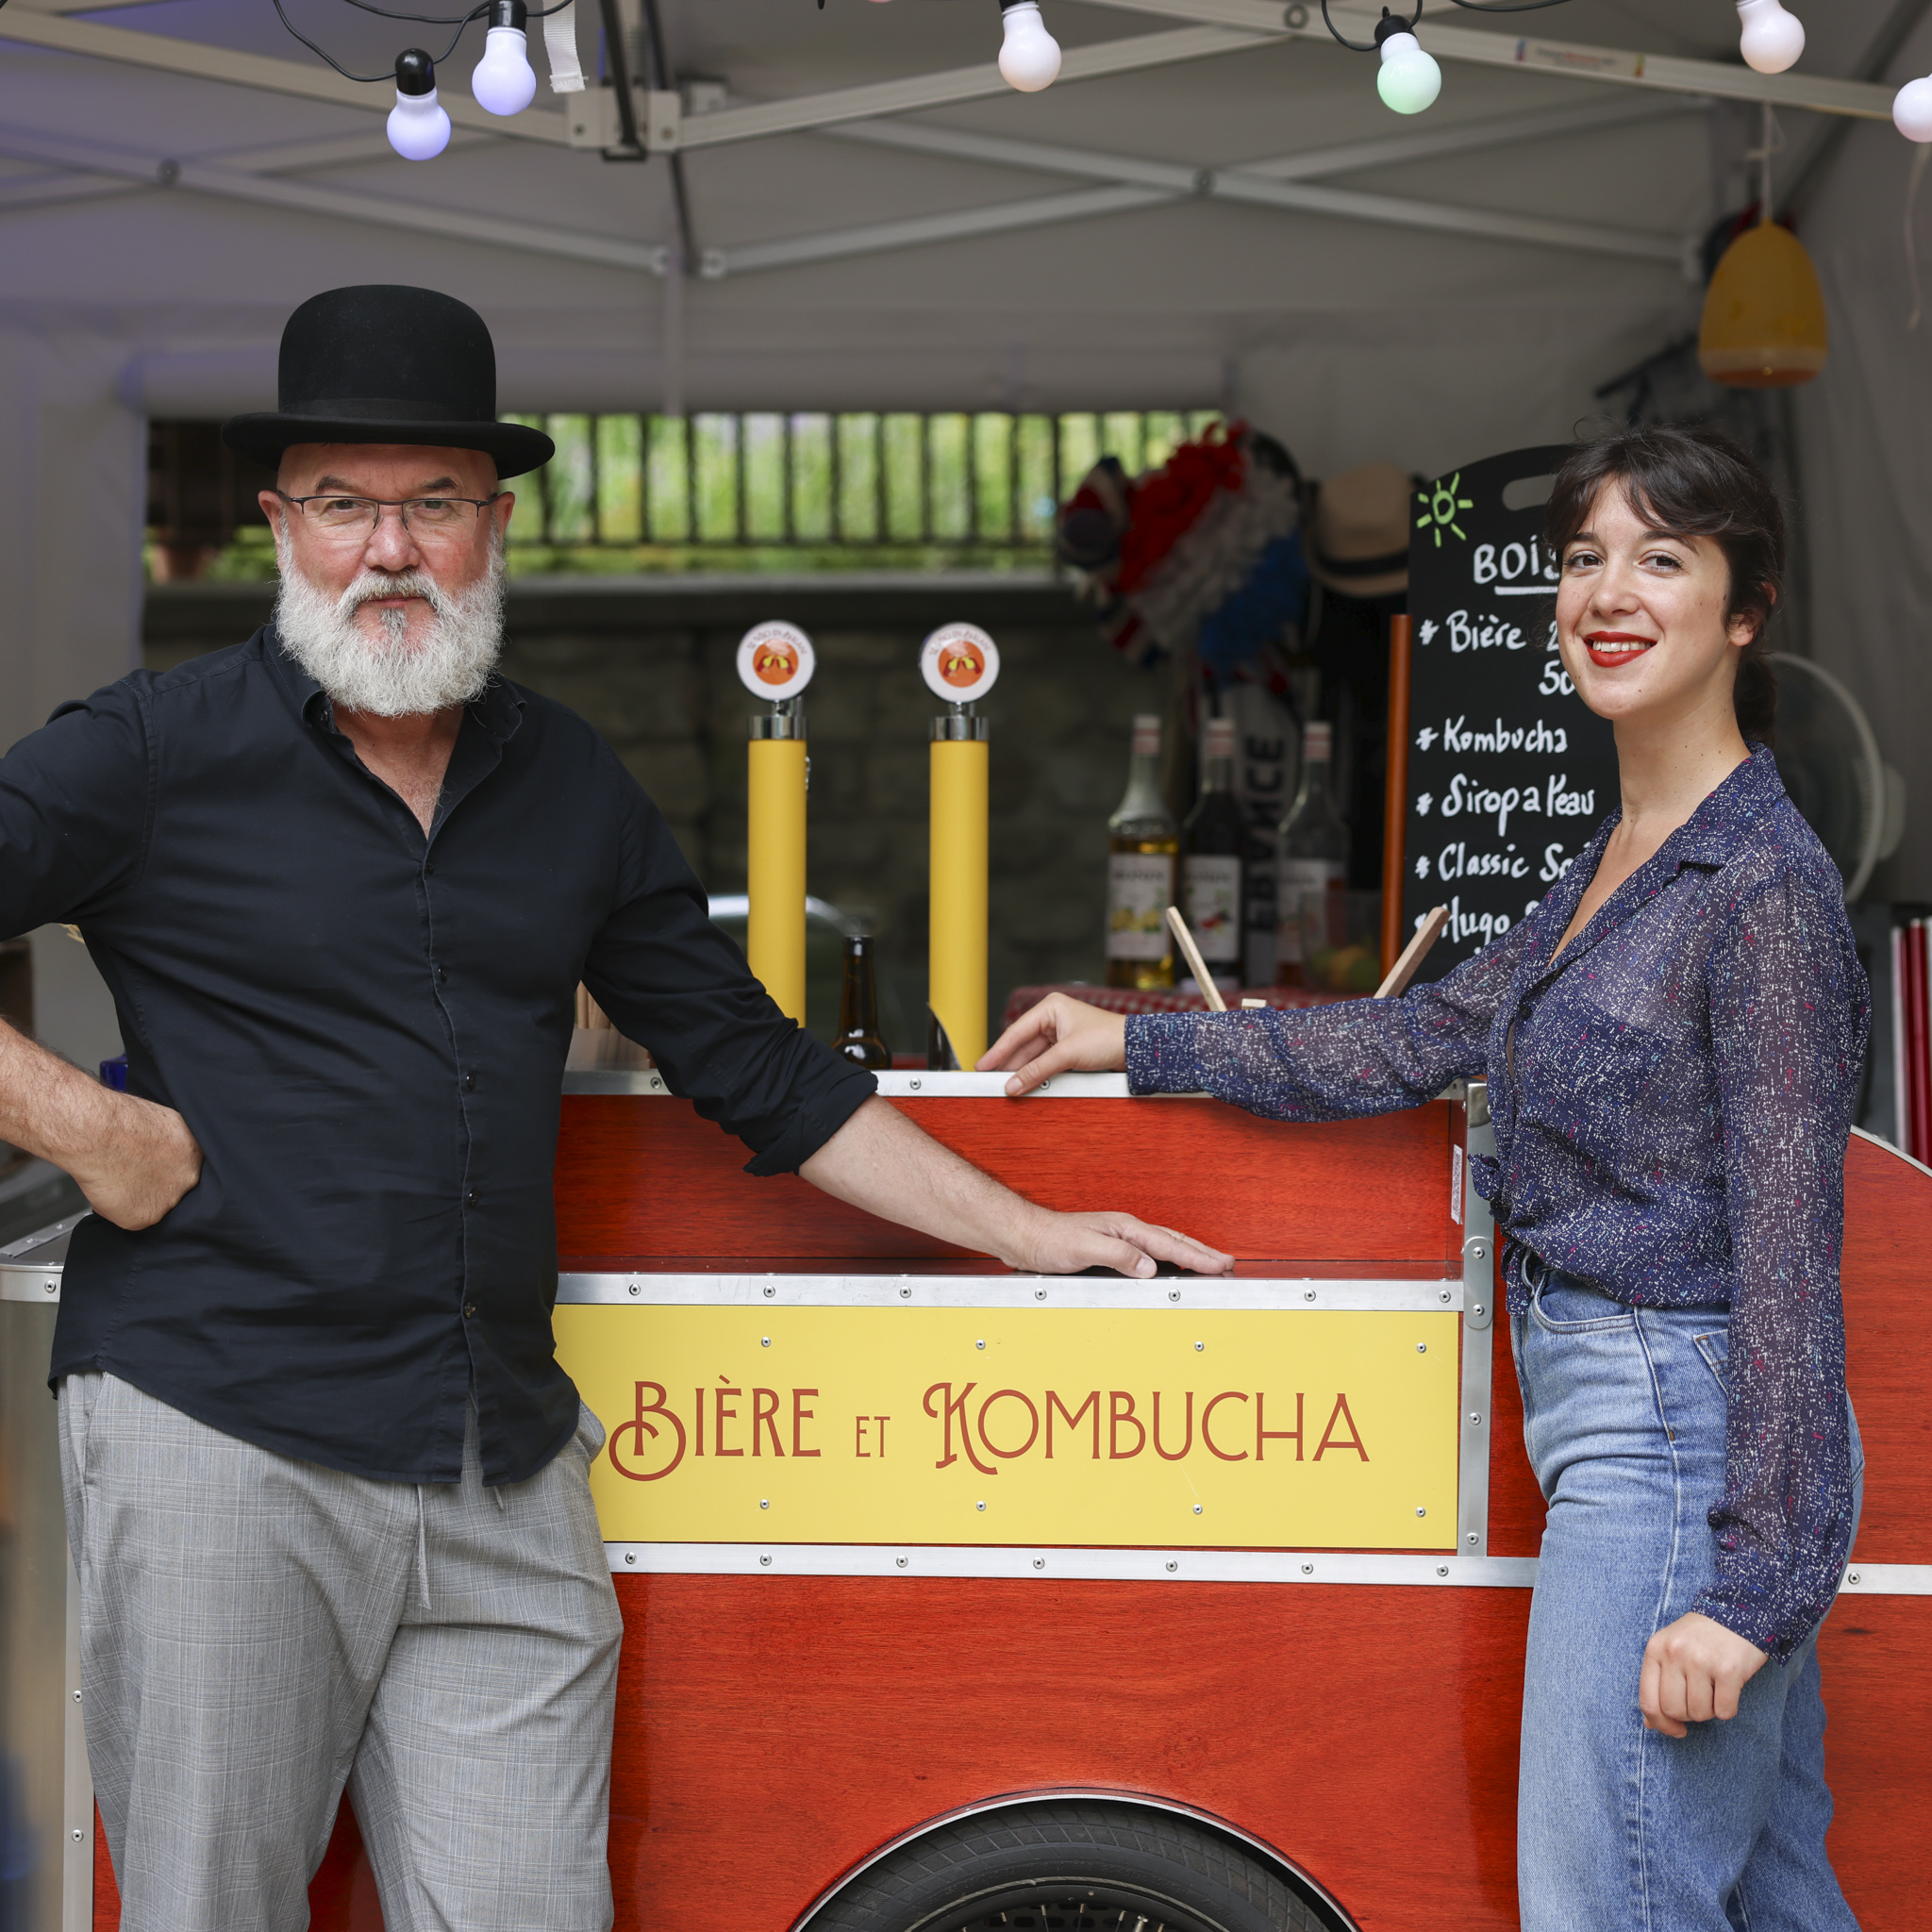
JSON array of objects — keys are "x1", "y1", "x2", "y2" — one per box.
[
  {"x1": 1124, "y1": 914, "x2": 1534, "y2": 1118},
  {"x1": 1695, "y1": 862, "x2": 1867, "y2": 1660}
]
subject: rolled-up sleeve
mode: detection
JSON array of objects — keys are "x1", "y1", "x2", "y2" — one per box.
[
  {"x1": 0, "y1": 686, "x2": 153, "y2": 941},
  {"x1": 579, "y1": 773, "x2": 874, "y2": 1175},
  {"x1": 1125, "y1": 915, "x2": 1531, "y2": 1117},
  {"x1": 1696, "y1": 864, "x2": 1866, "y2": 1658}
]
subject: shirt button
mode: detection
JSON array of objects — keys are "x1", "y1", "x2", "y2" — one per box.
[
  {"x1": 424, "y1": 862, "x2": 435, "y2": 876},
  {"x1": 462, "y1": 1072, "x2": 476, "y2": 1091},
  {"x1": 465, "y1": 1190, "x2": 480, "y2": 1207},
  {"x1": 463, "y1": 1303, "x2": 476, "y2": 1319},
  {"x1": 438, "y1": 967, "x2": 448, "y2": 984}
]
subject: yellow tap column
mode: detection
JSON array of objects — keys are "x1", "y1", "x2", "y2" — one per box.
[
  {"x1": 738, "y1": 623, "x2": 815, "y2": 1027},
  {"x1": 921, "y1": 623, "x2": 1001, "y2": 1069},
  {"x1": 928, "y1": 723, "x2": 989, "y2": 1066},
  {"x1": 747, "y1": 727, "x2": 808, "y2": 1024}
]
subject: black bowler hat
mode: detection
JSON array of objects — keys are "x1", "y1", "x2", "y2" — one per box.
[{"x1": 222, "y1": 285, "x2": 554, "y2": 478}]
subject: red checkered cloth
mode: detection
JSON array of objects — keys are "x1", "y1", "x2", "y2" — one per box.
[{"x1": 1000, "y1": 984, "x2": 1345, "y2": 1027}]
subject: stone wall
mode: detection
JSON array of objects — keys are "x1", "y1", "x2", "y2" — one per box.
[{"x1": 143, "y1": 575, "x2": 1174, "y2": 1052}]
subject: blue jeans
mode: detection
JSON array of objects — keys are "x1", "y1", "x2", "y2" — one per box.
[{"x1": 1511, "y1": 1274, "x2": 1864, "y2": 1932}]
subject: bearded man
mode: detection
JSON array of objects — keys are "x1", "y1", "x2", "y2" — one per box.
[{"x1": 0, "y1": 285, "x2": 1226, "y2": 1932}]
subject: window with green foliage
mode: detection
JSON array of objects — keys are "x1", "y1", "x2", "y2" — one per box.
[
  {"x1": 498, "y1": 410, "x2": 1221, "y2": 574},
  {"x1": 143, "y1": 410, "x2": 1221, "y2": 579}
]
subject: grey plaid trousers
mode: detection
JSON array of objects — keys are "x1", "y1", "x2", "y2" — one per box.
[{"x1": 58, "y1": 1372, "x2": 624, "y2": 1932}]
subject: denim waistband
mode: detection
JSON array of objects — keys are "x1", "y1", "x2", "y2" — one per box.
[
  {"x1": 1513, "y1": 1246, "x2": 1601, "y2": 1299},
  {"x1": 1513, "y1": 1243, "x2": 1566, "y2": 1293}
]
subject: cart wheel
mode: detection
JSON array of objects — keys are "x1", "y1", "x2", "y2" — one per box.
[{"x1": 808, "y1": 1798, "x2": 1340, "y2": 1932}]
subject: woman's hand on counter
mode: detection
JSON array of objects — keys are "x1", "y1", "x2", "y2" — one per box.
[{"x1": 979, "y1": 992, "x2": 1128, "y2": 1097}]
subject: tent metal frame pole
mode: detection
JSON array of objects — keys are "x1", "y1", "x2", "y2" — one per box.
[
  {"x1": 709, "y1": 168, "x2": 1683, "y2": 280},
  {"x1": 0, "y1": 122, "x2": 668, "y2": 271},
  {"x1": 674, "y1": 26, "x2": 1277, "y2": 151},
  {"x1": 1080, "y1": 0, "x2": 1898, "y2": 120},
  {"x1": 824, "y1": 90, "x2": 1699, "y2": 192}
]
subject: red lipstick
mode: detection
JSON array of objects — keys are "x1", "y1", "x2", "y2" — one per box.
[{"x1": 1582, "y1": 631, "x2": 1656, "y2": 669}]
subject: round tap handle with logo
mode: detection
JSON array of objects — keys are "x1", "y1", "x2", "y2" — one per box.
[
  {"x1": 920, "y1": 624, "x2": 1001, "y2": 708},
  {"x1": 737, "y1": 622, "x2": 816, "y2": 705}
]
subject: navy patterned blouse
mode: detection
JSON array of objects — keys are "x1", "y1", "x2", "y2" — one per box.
[{"x1": 1126, "y1": 744, "x2": 1867, "y2": 1659}]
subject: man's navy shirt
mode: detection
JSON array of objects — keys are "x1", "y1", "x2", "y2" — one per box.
[{"x1": 0, "y1": 629, "x2": 874, "y2": 1485}]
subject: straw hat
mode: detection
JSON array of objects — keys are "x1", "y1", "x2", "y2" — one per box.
[{"x1": 1308, "y1": 462, "x2": 1412, "y2": 598}]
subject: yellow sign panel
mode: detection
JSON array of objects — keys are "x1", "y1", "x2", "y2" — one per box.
[{"x1": 556, "y1": 1305, "x2": 1460, "y2": 1552}]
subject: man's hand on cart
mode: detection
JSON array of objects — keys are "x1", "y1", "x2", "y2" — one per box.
[
  {"x1": 0, "y1": 1019, "x2": 204, "y2": 1230},
  {"x1": 800, "y1": 1094, "x2": 1231, "y2": 1277},
  {"x1": 1639, "y1": 1612, "x2": 1768, "y2": 1739},
  {"x1": 979, "y1": 992, "x2": 1129, "y2": 1098}
]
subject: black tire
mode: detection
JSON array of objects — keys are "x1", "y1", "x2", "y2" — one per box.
[{"x1": 808, "y1": 1799, "x2": 1340, "y2": 1932}]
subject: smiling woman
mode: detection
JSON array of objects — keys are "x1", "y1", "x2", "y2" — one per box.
[
  {"x1": 988, "y1": 424, "x2": 1871, "y2": 1932},
  {"x1": 1545, "y1": 425, "x2": 1784, "y2": 748},
  {"x1": 1540, "y1": 426, "x2": 1783, "y2": 956}
]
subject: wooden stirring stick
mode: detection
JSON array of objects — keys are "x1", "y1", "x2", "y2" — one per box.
[
  {"x1": 1375, "y1": 905, "x2": 1450, "y2": 999},
  {"x1": 1164, "y1": 906, "x2": 1228, "y2": 1012}
]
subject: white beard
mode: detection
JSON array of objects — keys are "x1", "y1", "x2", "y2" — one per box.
[{"x1": 273, "y1": 540, "x2": 506, "y2": 717}]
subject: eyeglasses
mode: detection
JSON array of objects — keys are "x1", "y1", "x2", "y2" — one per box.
[{"x1": 275, "y1": 491, "x2": 503, "y2": 541}]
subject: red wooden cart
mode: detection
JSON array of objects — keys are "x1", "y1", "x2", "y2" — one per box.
[{"x1": 52, "y1": 1066, "x2": 1929, "y2": 1931}]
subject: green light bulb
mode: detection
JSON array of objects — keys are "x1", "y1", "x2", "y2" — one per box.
[{"x1": 1376, "y1": 32, "x2": 1441, "y2": 115}]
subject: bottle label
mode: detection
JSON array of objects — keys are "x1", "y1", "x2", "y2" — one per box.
[
  {"x1": 1107, "y1": 854, "x2": 1175, "y2": 959},
  {"x1": 1182, "y1": 856, "x2": 1242, "y2": 965},
  {"x1": 1276, "y1": 858, "x2": 1344, "y2": 966}
]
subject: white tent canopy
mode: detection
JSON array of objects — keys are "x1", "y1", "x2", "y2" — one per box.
[{"x1": 1, "y1": 0, "x2": 1928, "y2": 890}]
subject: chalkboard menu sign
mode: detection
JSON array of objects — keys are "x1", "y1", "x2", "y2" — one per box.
[{"x1": 1400, "y1": 445, "x2": 1619, "y2": 983}]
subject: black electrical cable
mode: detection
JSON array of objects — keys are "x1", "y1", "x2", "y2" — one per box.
[
  {"x1": 334, "y1": 0, "x2": 489, "y2": 25},
  {"x1": 1319, "y1": 1, "x2": 1421, "y2": 56},
  {"x1": 272, "y1": 0, "x2": 575, "y2": 89},
  {"x1": 1321, "y1": 0, "x2": 1585, "y2": 55},
  {"x1": 273, "y1": 0, "x2": 484, "y2": 81},
  {"x1": 336, "y1": 0, "x2": 574, "y2": 23}
]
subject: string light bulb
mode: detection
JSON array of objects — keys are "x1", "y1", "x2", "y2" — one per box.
[
  {"x1": 1736, "y1": 0, "x2": 1804, "y2": 75},
  {"x1": 1895, "y1": 73, "x2": 1932, "y2": 142},
  {"x1": 387, "y1": 49, "x2": 451, "y2": 160},
  {"x1": 1375, "y1": 17, "x2": 1441, "y2": 115},
  {"x1": 998, "y1": 1, "x2": 1061, "y2": 92},
  {"x1": 471, "y1": 0, "x2": 536, "y2": 115}
]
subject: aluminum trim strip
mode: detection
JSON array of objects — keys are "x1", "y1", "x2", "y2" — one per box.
[
  {"x1": 1457, "y1": 1104, "x2": 1497, "y2": 1559},
  {"x1": 561, "y1": 1070, "x2": 1180, "y2": 1098},
  {"x1": 1839, "y1": 1563, "x2": 1932, "y2": 1597},
  {"x1": 606, "y1": 1541, "x2": 1536, "y2": 1588},
  {"x1": 605, "y1": 1543, "x2": 1932, "y2": 1595},
  {"x1": 0, "y1": 1211, "x2": 87, "y2": 1258},
  {"x1": 561, "y1": 1072, "x2": 1473, "y2": 1102},
  {"x1": 61, "y1": 1552, "x2": 93, "y2": 1932},
  {"x1": 564, "y1": 1068, "x2": 671, "y2": 1095},
  {"x1": 557, "y1": 1272, "x2": 1462, "y2": 1312},
  {"x1": 0, "y1": 1269, "x2": 63, "y2": 1304}
]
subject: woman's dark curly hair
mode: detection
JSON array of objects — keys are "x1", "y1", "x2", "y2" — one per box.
[{"x1": 1544, "y1": 424, "x2": 1784, "y2": 743}]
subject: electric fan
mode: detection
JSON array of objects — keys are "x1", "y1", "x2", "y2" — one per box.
[{"x1": 1768, "y1": 653, "x2": 1907, "y2": 901}]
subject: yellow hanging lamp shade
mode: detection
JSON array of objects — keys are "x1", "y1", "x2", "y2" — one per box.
[{"x1": 1698, "y1": 218, "x2": 1828, "y2": 387}]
